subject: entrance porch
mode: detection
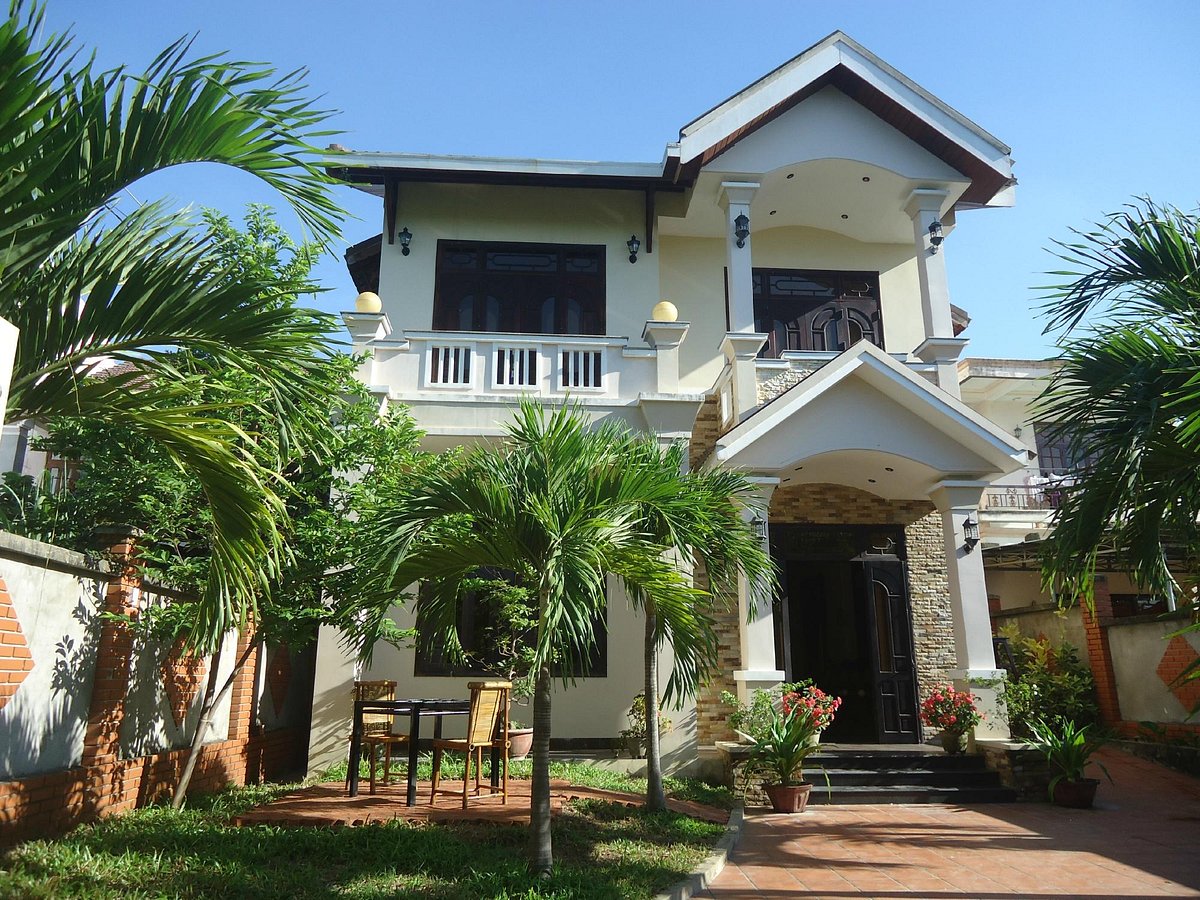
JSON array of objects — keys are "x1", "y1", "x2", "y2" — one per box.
[{"x1": 694, "y1": 341, "x2": 1028, "y2": 747}]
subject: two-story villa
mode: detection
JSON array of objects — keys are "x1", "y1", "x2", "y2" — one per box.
[{"x1": 308, "y1": 32, "x2": 1030, "y2": 772}]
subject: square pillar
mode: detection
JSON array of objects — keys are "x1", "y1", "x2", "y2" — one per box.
[
  {"x1": 642, "y1": 320, "x2": 689, "y2": 394},
  {"x1": 930, "y1": 480, "x2": 1009, "y2": 739},
  {"x1": 341, "y1": 311, "x2": 392, "y2": 385},
  {"x1": 905, "y1": 189, "x2": 954, "y2": 341},
  {"x1": 733, "y1": 477, "x2": 784, "y2": 701},
  {"x1": 720, "y1": 332, "x2": 768, "y2": 422},
  {"x1": 718, "y1": 182, "x2": 759, "y2": 333}
]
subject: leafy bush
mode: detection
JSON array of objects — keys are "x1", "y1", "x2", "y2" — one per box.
[{"x1": 998, "y1": 626, "x2": 1099, "y2": 738}]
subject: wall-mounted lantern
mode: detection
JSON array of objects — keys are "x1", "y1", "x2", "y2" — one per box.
[
  {"x1": 751, "y1": 513, "x2": 767, "y2": 540},
  {"x1": 734, "y1": 213, "x2": 750, "y2": 249},
  {"x1": 398, "y1": 226, "x2": 413, "y2": 256},
  {"x1": 962, "y1": 514, "x2": 980, "y2": 553},
  {"x1": 627, "y1": 234, "x2": 641, "y2": 264},
  {"x1": 928, "y1": 220, "x2": 944, "y2": 254}
]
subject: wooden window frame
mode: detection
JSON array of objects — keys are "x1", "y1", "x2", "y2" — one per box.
[{"x1": 432, "y1": 239, "x2": 607, "y2": 336}]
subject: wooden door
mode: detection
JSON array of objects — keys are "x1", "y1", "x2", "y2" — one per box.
[{"x1": 854, "y1": 559, "x2": 920, "y2": 743}]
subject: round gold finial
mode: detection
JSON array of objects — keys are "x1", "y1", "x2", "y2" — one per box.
[
  {"x1": 651, "y1": 300, "x2": 679, "y2": 322},
  {"x1": 355, "y1": 291, "x2": 382, "y2": 314}
]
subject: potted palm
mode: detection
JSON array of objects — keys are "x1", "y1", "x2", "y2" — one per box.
[
  {"x1": 745, "y1": 703, "x2": 824, "y2": 813},
  {"x1": 1025, "y1": 717, "x2": 1113, "y2": 808}
]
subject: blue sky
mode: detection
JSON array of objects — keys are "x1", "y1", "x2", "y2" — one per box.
[{"x1": 44, "y1": 1, "x2": 1200, "y2": 358}]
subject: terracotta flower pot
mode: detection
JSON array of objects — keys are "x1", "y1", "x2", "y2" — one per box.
[
  {"x1": 1052, "y1": 778, "x2": 1099, "y2": 809},
  {"x1": 508, "y1": 728, "x2": 534, "y2": 760},
  {"x1": 940, "y1": 729, "x2": 969, "y2": 755},
  {"x1": 764, "y1": 782, "x2": 813, "y2": 813}
]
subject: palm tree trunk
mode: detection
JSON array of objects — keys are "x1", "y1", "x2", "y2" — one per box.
[
  {"x1": 644, "y1": 599, "x2": 667, "y2": 811},
  {"x1": 170, "y1": 635, "x2": 257, "y2": 810},
  {"x1": 529, "y1": 660, "x2": 554, "y2": 876}
]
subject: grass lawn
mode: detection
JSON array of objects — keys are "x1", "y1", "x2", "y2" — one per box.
[{"x1": 0, "y1": 762, "x2": 732, "y2": 899}]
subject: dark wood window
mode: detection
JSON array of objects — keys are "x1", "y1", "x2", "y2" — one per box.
[
  {"x1": 1033, "y1": 423, "x2": 1096, "y2": 477},
  {"x1": 752, "y1": 269, "x2": 883, "y2": 358},
  {"x1": 433, "y1": 241, "x2": 606, "y2": 336},
  {"x1": 415, "y1": 579, "x2": 607, "y2": 679}
]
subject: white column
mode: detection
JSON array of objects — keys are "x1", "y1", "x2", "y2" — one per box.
[
  {"x1": 905, "y1": 189, "x2": 967, "y2": 397},
  {"x1": 718, "y1": 182, "x2": 759, "y2": 333},
  {"x1": 733, "y1": 477, "x2": 784, "y2": 702},
  {"x1": 930, "y1": 480, "x2": 1009, "y2": 739},
  {"x1": 0, "y1": 316, "x2": 17, "y2": 433}
]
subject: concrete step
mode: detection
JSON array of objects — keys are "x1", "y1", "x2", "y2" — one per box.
[
  {"x1": 807, "y1": 783, "x2": 1018, "y2": 804},
  {"x1": 817, "y1": 767, "x2": 1005, "y2": 788}
]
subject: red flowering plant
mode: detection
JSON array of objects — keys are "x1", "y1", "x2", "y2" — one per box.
[
  {"x1": 780, "y1": 681, "x2": 843, "y2": 732},
  {"x1": 920, "y1": 684, "x2": 982, "y2": 734}
]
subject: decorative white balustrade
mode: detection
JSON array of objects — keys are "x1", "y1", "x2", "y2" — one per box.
[{"x1": 370, "y1": 331, "x2": 659, "y2": 401}]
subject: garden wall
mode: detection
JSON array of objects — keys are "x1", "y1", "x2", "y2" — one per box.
[
  {"x1": 991, "y1": 576, "x2": 1200, "y2": 741},
  {"x1": 0, "y1": 531, "x2": 313, "y2": 845}
]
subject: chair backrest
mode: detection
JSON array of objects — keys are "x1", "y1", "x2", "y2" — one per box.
[
  {"x1": 466, "y1": 681, "x2": 511, "y2": 746},
  {"x1": 354, "y1": 680, "x2": 397, "y2": 734}
]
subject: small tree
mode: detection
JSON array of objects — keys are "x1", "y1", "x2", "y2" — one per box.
[{"x1": 341, "y1": 401, "x2": 730, "y2": 876}]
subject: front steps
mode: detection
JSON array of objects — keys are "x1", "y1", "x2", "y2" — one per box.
[{"x1": 805, "y1": 746, "x2": 1016, "y2": 804}]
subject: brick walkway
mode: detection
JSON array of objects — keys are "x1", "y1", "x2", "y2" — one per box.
[
  {"x1": 233, "y1": 778, "x2": 728, "y2": 829},
  {"x1": 705, "y1": 749, "x2": 1200, "y2": 898}
]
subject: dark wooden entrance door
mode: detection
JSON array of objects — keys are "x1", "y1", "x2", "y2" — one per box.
[{"x1": 853, "y1": 558, "x2": 920, "y2": 743}]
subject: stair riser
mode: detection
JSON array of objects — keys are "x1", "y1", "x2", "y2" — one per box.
[
  {"x1": 807, "y1": 790, "x2": 1017, "y2": 805},
  {"x1": 819, "y1": 772, "x2": 1004, "y2": 788}
]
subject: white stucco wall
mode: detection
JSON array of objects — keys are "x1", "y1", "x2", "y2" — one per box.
[
  {"x1": 0, "y1": 537, "x2": 106, "y2": 779},
  {"x1": 306, "y1": 577, "x2": 698, "y2": 775},
  {"x1": 1109, "y1": 618, "x2": 1200, "y2": 724},
  {"x1": 376, "y1": 182, "x2": 660, "y2": 341}
]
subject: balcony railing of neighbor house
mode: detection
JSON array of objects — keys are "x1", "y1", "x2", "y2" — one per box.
[
  {"x1": 981, "y1": 484, "x2": 1065, "y2": 512},
  {"x1": 383, "y1": 331, "x2": 657, "y2": 401}
]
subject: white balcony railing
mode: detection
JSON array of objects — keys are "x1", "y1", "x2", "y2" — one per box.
[{"x1": 371, "y1": 330, "x2": 663, "y2": 402}]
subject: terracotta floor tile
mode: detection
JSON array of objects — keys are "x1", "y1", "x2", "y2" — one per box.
[{"x1": 711, "y1": 749, "x2": 1200, "y2": 897}]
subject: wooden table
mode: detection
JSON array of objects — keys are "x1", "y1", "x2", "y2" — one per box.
[{"x1": 347, "y1": 697, "x2": 501, "y2": 806}]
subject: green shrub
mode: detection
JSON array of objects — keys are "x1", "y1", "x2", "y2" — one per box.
[{"x1": 998, "y1": 626, "x2": 1099, "y2": 738}]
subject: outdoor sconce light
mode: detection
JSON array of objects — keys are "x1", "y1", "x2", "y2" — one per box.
[
  {"x1": 962, "y1": 515, "x2": 980, "y2": 553},
  {"x1": 627, "y1": 234, "x2": 641, "y2": 264},
  {"x1": 734, "y1": 213, "x2": 750, "y2": 248},
  {"x1": 928, "y1": 220, "x2": 944, "y2": 254},
  {"x1": 751, "y1": 513, "x2": 767, "y2": 540},
  {"x1": 398, "y1": 226, "x2": 412, "y2": 256}
]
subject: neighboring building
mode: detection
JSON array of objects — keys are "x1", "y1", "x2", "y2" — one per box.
[{"x1": 308, "y1": 32, "x2": 1031, "y2": 772}]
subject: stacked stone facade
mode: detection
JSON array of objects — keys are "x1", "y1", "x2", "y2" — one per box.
[{"x1": 693, "y1": 478, "x2": 957, "y2": 745}]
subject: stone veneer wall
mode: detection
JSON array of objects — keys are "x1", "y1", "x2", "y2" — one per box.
[{"x1": 693, "y1": 481, "x2": 958, "y2": 745}]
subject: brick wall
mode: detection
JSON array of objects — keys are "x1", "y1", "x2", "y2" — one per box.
[
  {"x1": 1081, "y1": 578, "x2": 1122, "y2": 724},
  {"x1": 0, "y1": 535, "x2": 308, "y2": 846}
]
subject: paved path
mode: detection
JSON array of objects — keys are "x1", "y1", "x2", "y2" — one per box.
[
  {"x1": 233, "y1": 778, "x2": 727, "y2": 829},
  {"x1": 705, "y1": 748, "x2": 1200, "y2": 898}
]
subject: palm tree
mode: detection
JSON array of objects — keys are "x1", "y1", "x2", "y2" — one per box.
[
  {"x1": 0, "y1": 4, "x2": 343, "y2": 648},
  {"x1": 617, "y1": 439, "x2": 775, "y2": 811},
  {"x1": 343, "y1": 400, "x2": 762, "y2": 874},
  {"x1": 1038, "y1": 198, "x2": 1200, "y2": 608}
]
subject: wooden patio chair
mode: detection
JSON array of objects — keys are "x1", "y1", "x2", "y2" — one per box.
[
  {"x1": 350, "y1": 680, "x2": 409, "y2": 794},
  {"x1": 430, "y1": 680, "x2": 511, "y2": 809}
]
